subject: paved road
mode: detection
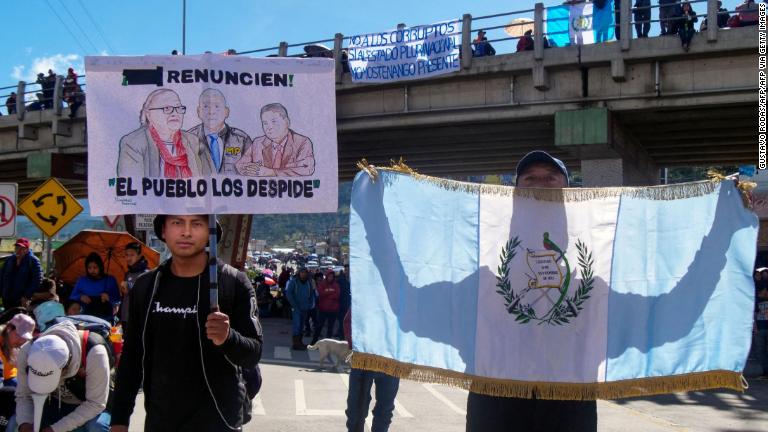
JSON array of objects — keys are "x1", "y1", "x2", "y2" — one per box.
[{"x1": 124, "y1": 318, "x2": 768, "y2": 431}]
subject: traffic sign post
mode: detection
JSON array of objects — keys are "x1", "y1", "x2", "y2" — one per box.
[
  {"x1": 0, "y1": 183, "x2": 18, "y2": 238},
  {"x1": 135, "y1": 214, "x2": 156, "y2": 232},
  {"x1": 18, "y1": 178, "x2": 83, "y2": 238}
]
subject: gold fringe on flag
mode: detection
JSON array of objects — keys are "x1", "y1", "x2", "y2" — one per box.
[
  {"x1": 356, "y1": 160, "x2": 755, "y2": 206},
  {"x1": 351, "y1": 352, "x2": 746, "y2": 400}
]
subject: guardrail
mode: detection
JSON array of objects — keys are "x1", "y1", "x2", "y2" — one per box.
[{"x1": 0, "y1": 0, "x2": 746, "y2": 118}]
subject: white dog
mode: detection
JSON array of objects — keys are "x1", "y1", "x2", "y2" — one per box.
[{"x1": 307, "y1": 338, "x2": 352, "y2": 371}]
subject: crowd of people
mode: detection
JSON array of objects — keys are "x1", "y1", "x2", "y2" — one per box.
[
  {"x1": 618, "y1": 0, "x2": 759, "y2": 49},
  {"x1": 0, "y1": 214, "x2": 267, "y2": 431},
  {"x1": 2, "y1": 67, "x2": 83, "y2": 117},
  {"x1": 255, "y1": 263, "x2": 351, "y2": 349},
  {"x1": 2, "y1": 1, "x2": 761, "y2": 117},
  {"x1": 0, "y1": 227, "x2": 355, "y2": 430}
]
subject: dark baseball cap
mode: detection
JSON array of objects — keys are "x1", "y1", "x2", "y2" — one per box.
[
  {"x1": 515, "y1": 151, "x2": 569, "y2": 186},
  {"x1": 14, "y1": 238, "x2": 30, "y2": 249}
]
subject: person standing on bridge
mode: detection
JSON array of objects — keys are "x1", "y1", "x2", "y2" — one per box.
[
  {"x1": 633, "y1": 0, "x2": 651, "y2": 38},
  {"x1": 5, "y1": 92, "x2": 16, "y2": 115},
  {"x1": 659, "y1": 0, "x2": 680, "y2": 35},
  {"x1": 0, "y1": 238, "x2": 42, "y2": 309},
  {"x1": 466, "y1": 151, "x2": 597, "y2": 432},
  {"x1": 110, "y1": 214, "x2": 262, "y2": 431}
]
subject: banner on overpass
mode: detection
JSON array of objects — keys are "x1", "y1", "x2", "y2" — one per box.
[
  {"x1": 348, "y1": 20, "x2": 462, "y2": 83},
  {"x1": 85, "y1": 54, "x2": 338, "y2": 216}
]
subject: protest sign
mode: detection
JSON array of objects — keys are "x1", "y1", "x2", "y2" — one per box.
[
  {"x1": 85, "y1": 54, "x2": 338, "y2": 216},
  {"x1": 348, "y1": 20, "x2": 461, "y2": 83}
]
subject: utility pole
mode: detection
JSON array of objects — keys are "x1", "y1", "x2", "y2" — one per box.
[{"x1": 182, "y1": 0, "x2": 187, "y2": 55}]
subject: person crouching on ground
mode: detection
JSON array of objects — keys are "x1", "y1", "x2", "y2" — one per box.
[{"x1": 9, "y1": 320, "x2": 112, "y2": 432}]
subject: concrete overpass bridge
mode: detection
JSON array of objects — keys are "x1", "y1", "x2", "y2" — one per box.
[{"x1": 0, "y1": 2, "x2": 758, "y2": 200}]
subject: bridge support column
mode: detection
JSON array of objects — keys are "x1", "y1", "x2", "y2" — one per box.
[
  {"x1": 581, "y1": 158, "x2": 657, "y2": 187},
  {"x1": 533, "y1": 61, "x2": 548, "y2": 91},
  {"x1": 554, "y1": 107, "x2": 658, "y2": 187}
]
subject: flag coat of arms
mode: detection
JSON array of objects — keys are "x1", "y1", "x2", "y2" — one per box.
[{"x1": 349, "y1": 167, "x2": 757, "y2": 399}]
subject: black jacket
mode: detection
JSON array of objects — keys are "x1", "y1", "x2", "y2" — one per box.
[{"x1": 111, "y1": 259, "x2": 263, "y2": 430}]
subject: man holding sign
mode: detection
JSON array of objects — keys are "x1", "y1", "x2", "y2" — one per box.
[{"x1": 110, "y1": 214, "x2": 262, "y2": 431}]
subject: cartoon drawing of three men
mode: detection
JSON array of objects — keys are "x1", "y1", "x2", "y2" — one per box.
[{"x1": 116, "y1": 89, "x2": 315, "y2": 178}]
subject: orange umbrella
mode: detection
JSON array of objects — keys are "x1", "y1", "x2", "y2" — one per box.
[{"x1": 54, "y1": 230, "x2": 160, "y2": 286}]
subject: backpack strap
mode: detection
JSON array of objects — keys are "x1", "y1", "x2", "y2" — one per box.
[
  {"x1": 217, "y1": 263, "x2": 238, "y2": 315},
  {"x1": 78, "y1": 329, "x2": 89, "y2": 378}
]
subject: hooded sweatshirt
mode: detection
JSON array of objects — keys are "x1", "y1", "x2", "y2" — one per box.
[
  {"x1": 15, "y1": 321, "x2": 110, "y2": 432},
  {"x1": 70, "y1": 254, "x2": 121, "y2": 306},
  {"x1": 317, "y1": 271, "x2": 340, "y2": 313},
  {"x1": 121, "y1": 257, "x2": 149, "y2": 322}
]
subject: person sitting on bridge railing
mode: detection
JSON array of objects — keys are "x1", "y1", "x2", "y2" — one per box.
[
  {"x1": 516, "y1": 30, "x2": 535, "y2": 52},
  {"x1": 678, "y1": 1, "x2": 698, "y2": 52},
  {"x1": 735, "y1": 0, "x2": 758, "y2": 26},
  {"x1": 700, "y1": 1, "x2": 731, "y2": 32},
  {"x1": 472, "y1": 29, "x2": 496, "y2": 57},
  {"x1": 63, "y1": 68, "x2": 83, "y2": 119}
]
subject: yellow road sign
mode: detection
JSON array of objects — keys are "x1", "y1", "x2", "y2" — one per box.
[{"x1": 19, "y1": 178, "x2": 83, "y2": 238}]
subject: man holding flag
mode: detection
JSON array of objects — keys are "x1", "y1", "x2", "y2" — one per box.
[{"x1": 465, "y1": 151, "x2": 596, "y2": 432}]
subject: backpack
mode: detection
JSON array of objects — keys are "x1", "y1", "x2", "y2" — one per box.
[
  {"x1": 33, "y1": 300, "x2": 66, "y2": 331},
  {"x1": 51, "y1": 315, "x2": 117, "y2": 369},
  {"x1": 218, "y1": 265, "x2": 262, "y2": 400},
  {"x1": 47, "y1": 316, "x2": 116, "y2": 410}
]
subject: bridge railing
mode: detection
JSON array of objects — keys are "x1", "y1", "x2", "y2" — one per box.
[{"x1": 0, "y1": 0, "x2": 737, "y2": 118}]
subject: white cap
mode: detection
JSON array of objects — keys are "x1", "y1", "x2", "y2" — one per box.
[{"x1": 27, "y1": 335, "x2": 69, "y2": 395}]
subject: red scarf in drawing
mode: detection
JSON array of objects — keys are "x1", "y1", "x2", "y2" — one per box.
[{"x1": 148, "y1": 126, "x2": 192, "y2": 178}]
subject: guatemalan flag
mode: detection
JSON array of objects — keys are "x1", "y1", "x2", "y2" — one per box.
[
  {"x1": 349, "y1": 166, "x2": 757, "y2": 399},
  {"x1": 546, "y1": 0, "x2": 615, "y2": 47}
]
